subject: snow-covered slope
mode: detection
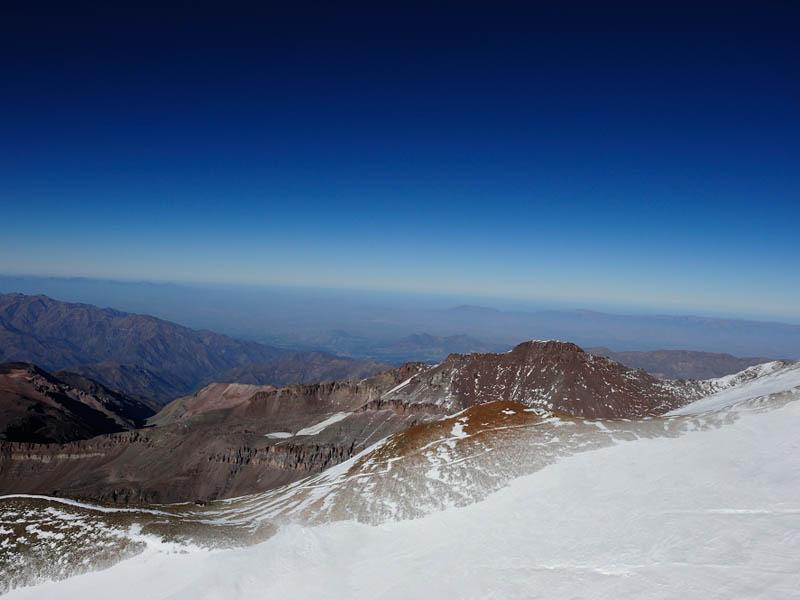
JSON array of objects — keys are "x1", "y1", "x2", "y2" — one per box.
[
  {"x1": 3, "y1": 361, "x2": 800, "y2": 598},
  {"x1": 670, "y1": 360, "x2": 799, "y2": 415}
]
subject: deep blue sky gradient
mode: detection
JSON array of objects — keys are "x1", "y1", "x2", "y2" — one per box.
[{"x1": 1, "y1": 2, "x2": 799, "y2": 318}]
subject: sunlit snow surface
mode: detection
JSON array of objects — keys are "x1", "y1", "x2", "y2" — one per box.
[{"x1": 3, "y1": 362, "x2": 800, "y2": 598}]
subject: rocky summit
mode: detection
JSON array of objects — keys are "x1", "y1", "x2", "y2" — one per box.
[{"x1": 372, "y1": 340, "x2": 689, "y2": 417}]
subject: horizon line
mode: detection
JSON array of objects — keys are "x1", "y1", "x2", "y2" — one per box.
[{"x1": 2, "y1": 272, "x2": 800, "y2": 327}]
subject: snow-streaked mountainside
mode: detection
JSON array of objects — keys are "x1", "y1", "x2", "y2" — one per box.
[
  {"x1": 370, "y1": 340, "x2": 690, "y2": 417},
  {"x1": 2, "y1": 359, "x2": 800, "y2": 598},
  {"x1": 0, "y1": 342, "x2": 696, "y2": 505}
]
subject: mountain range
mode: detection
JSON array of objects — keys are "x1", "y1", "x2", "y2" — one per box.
[
  {"x1": 3, "y1": 349, "x2": 799, "y2": 597},
  {"x1": 0, "y1": 291, "x2": 794, "y2": 505},
  {"x1": 1, "y1": 292, "x2": 799, "y2": 598},
  {"x1": 0, "y1": 293, "x2": 388, "y2": 404},
  {"x1": 586, "y1": 347, "x2": 774, "y2": 379},
  {"x1": 0, "y1": 340, "x2": 748, "y2": 503},
  {"x1": 5, "y1": 276, "x2": 800, "y2": 360}
]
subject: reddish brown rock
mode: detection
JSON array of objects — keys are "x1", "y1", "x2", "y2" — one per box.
[{"x1": 0, "y1": 342, "x2": 696, "y2": 504}]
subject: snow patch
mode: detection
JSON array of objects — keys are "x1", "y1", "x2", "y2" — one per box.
[
  {"x1": 449, "y1": 419, "x2": 468, "y2": 439},
  {"x1": 295, "y1": 412, "x2": 350, "y2": 436},
  {"x1": 383, "y1": 377, "x2": 415, "y2": 396}
]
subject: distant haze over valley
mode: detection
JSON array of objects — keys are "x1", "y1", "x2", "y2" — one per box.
[{"x1": 2, "y1": 275, "x2": 799, "y2": 361}]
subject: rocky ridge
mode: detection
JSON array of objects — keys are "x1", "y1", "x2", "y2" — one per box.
[{"x1": 0, "y1": 341, "x2": 723, "y2": 503}]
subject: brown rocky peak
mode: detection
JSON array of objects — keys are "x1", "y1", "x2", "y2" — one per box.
[{"x1": 378, "y1": 339, "x2": 687, "y2": 418}]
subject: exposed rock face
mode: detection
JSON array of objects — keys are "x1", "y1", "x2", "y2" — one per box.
[
  {"x1": 0, "y1": 342, "x2": 699, "y2": 503},
  {"x1": 0, "y1": 363, "x2": 155, "y2": 443},
  {"x1": 587, "y1": 347, "x2": 775, "y2": 380},
  {"x1": 0, "y1": 413, "x2": 412, "y2": 504},
  {"x1": 375, "y1": 341, "x2": 688, "y2": 418},
  {"x1": 0, "y1": 363, "x2": 431, "y2": 503},
  {"x1": 51, "y1": 370, "x2": 159, "y2": 420}
]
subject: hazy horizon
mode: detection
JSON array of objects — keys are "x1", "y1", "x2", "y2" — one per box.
[
  {"x1": 3, "y1": 272, "x2": 800, "y2": 326},
  {"x1": 3, "y1": 274, "x2": 800, "y2": 360},
  {"x1": 3, "y1": 3, "x2": 799, "y2": 321}
]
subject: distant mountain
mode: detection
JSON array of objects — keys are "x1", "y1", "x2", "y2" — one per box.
[
  {"x1": 0, "y1": 362, "x2": 154, "y2": 443},
  {"x1": 0, "y1": 293, "x2": 390, "y2": 404},
  {"x1": 5, "y1": 276, "x2": 800, "y2": 359},
  {"x1": 447, "y1": 305, "x2": 501, "y2": 314},
  {"x1": 277, "y1": 331, "x2": 508, "y2": 364},
  {"x1": 252, "y1": 309, "x2": 800, "y2": 364},
  {"x1": 587, "y1": 347, "x2": 773, "y2": 379}
]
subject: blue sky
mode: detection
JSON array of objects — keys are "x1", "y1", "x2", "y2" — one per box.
[{"x1": 1, "y1": 2, "x2": 799, "y2": 319}]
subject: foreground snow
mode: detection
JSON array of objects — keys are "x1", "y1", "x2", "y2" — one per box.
[{"x1": 8, "y1": 365, "x2": 800, "y2": 599}]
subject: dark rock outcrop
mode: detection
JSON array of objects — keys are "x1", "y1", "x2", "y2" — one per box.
[{"x1": 0, "y1": 363, "x2": 155, "y2": 443}]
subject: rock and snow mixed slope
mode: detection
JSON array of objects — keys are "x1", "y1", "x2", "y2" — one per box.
[
  {"x1": 2, "y1": 357, "x2": 799, "y2": 598},
  {"x1": 372, "y1": 340, "x2": 690, "y2": 417},
  {"x1": 0, "y1": 342, "x2": 692, "y2": 504}
]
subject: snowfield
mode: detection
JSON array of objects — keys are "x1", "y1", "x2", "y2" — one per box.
[{"x1": 5, "y1": 363, "x2": 800, "y2": 599}]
